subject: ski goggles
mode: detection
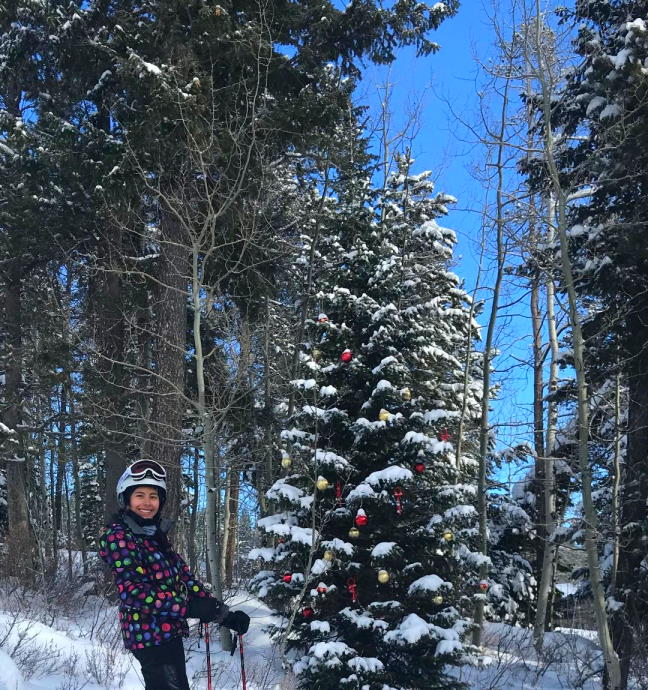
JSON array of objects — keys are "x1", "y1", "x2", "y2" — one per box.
[{"x1": 130, "y1": 459, "x2": 166, "y2": 482}]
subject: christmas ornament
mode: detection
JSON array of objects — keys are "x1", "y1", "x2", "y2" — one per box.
[
  {"x1": 442, "y1": 529, "x2": 454, "y2": 542},
  {"x1": 316, "y1": 583, "x2": 328, "y2": 594},
  {"x1": 348, "y1": 527, "x2": 360, "y2": 539},
  {"x1": 439, "y1": 429, "x2": 451, "y2": 442},
  {"x1": 302, "y1": 607, "x2": 314, "y2": 618},
  {"x1": 317, "y1": 313, "x2": 329, "y2": 323},
  {"x1": 414, "y1": 461, "x2": 426, "y2": 473},
  {"x1": 347, "y1": 578, "x2": 358, "y2": 603},
  {"x1": 213, "y1": 5, "x2": 223, "y2": 16},
  {"x1": 281, "y1": 454, "x2": 292, "y2": 469},
  {"x1": 316, "y1": 477, "x2": 330, "y2": 491},
  {"x1": 377, "y1": 569, "x2": 390, "y2": 583},
  {"x1": 400, "y1": 387, "x2": 412, "y2": 401},
  {"x1": 354, "y1": 509, "x2": 368, "y2": 527},
  {"x1": 479, "y1": 580, "x2": 489, "y2": 591},
  {"x1": 282, "y1": 572, "x2": 292, "y2": 583},
  {"x1": 340, "y1": 349, "x2": 353, "y2": 363},
  {"x1": 323, "y1": 550, "x2": 335, "y2": 562},
  {"x1": 393, "y1": 486, "x2": 404, "y2": 515},
  {"x1": 335, "y1": 479, "x2": 344, "y2": 507},
  {"x1": 433, "y1": 595, "x2": 444, "y2": 605},
  {"x1": 378, "y1": 408, "x2": 390, "y2": 422},
  {"x1": 277, "y1": 537, "x2": 285, "y2": 544},
  {"x1": 312, "y1": 348, "x2": 322, "y2": 361}
]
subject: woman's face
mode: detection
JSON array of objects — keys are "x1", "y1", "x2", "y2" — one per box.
[{"x1": 129, "y1": 486, "x2": 160, "y2": 519}]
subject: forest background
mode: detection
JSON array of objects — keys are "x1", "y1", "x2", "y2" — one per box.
[{"x1": 2, "y1": 0, "x2": 648, "y2": 688}]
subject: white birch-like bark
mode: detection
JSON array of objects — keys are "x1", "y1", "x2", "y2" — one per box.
[
  {"x1": 526, "y1": 4, "x2": 621, "y2": 683},
  {"x1": 472, "y1": 67, "x2": 511, "y2": 649},
  {"x1": 534, "y1": 196, "x2": 559, "y2": 649}
]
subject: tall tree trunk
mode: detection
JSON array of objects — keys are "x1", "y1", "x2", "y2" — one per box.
[
  {"x1": 3, "y1": 261, "x2": 36, "y2": 579},
  {"x1": 54, "y1": 384, "x2": 67, "y2": 532},
  {"x1": 472, "y1": 61, "x2": 510, "y2": 649},
  {"x1": 187, "y1": 447, "x2": 200, "y2": 573},
  {"x1": 610, "y1": 373, "x2": 622, "y2": 594},
  {"x1": 223, "y1": 469, "x2": 240, "y2": 587},
  {"x1": 94, "y1": 228, "x2": 129, "y2": 523},
  {"x1": 69, "y1": 384, "x2": 86, "y2": 572},
  {"x1": 142, "y1": 206, "x2": 187, "y2": 520},
  {"x1": 534, "y1": 198, "x2": 559, "y2": 647},
  {"x1": 527, "y1": 7, "x2": 621, "y2": 684},
  {"x1": 191, "y1": 245, "x2": 230, "y2": 650}
]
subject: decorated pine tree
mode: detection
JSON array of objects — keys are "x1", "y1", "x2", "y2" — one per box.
[{"x1": 251, "y1": 154, "x2": 483, "y2": 689}]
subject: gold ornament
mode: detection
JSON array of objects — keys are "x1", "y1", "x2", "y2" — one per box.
[
  {"x1": 312, "y1": 348, "x2": 322, "y2": 361},
  {"x1": 401, "y1": 387, "x2": 412, "y2": 401},
  {"x1": 281, "y1": 454, "x2": 292, "y2": 469},
  {"x1": 433, "y1": 595, "x2": 444, "y2": 605},
  {"x1": 377, "y1": 569, "x2": 390, "y2": 583},
  {"x1": 323, "y1": 550, "x2": 335, "y2": 561},
  {"x1": 348, "y1": 527, "x2": 360, "y2": 539},
  {"x1": 442, "y1": 529, "x2": 454, "y2": 542},
  {"x1": 316, "y1": 477, "x2": 329, "y2": 491},
  {"x1": 378, "y1": 409, "x2": 390, "y2": 422}
]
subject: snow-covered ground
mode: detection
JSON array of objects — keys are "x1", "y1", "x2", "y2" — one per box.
[
  {"x1": 0, "y1": 588, "x2": 604, "y2": 690},
  {"x1": 0, "y1": 591, "x2": 284, "y2": 690}
]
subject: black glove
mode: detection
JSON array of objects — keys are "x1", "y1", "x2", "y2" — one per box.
[
  {"x1": 186, "y1": 597, "x2": 224, "y2": 623},
  {"x1": 221, "y1": 610, "x2": 250, "y2": 635}
]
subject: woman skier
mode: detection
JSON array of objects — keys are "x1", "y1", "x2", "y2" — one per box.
[{"x1": 99, "y1": 459, "x2": 250, "y2": 689}]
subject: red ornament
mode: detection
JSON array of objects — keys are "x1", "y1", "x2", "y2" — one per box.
[
  {"x1": 335, "y1": 480, "x2": 344, "y2": 507},
  {"x1": 318, "y1": 313, "x2": 329, "y2": 323},
  {"x1": 393, "y1": 486, "x2": 404, "y2": 515},
  {"x1": 347, "y1": 578, "x2": 358, "y2": 603},
  {"x1": 316, "y1": 584, "x2": 328, "y2": 594},
  {"x1": 303, "y1": 607, "x2": 314, "y2": 618},
  {"x1": 414, "y1": 462, "x2": 426, "y2": 473},
  {"x1": 479, "y1": 580, "x2": 489, "y2": 591},
  {"x1": 355, "y1": 509, "x2": 368, "y2": 527},
  {"x1": 282, "y1": 572, "x2": 292, "y2": 583},
  {"x1": 340, "y1": 349, "x2": 353, "y2": 363},
  {"x1": 439, "y1": 429, "x2": 451, "y2": 442}
]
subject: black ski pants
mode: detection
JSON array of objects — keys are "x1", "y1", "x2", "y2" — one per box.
[{"x1": 131, "y1": 636, "x2": 191, "y2": 690}]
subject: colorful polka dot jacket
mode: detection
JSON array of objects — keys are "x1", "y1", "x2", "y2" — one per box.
[{"x1": 99, "y1": 514, "x2": 226, "y2": 650}]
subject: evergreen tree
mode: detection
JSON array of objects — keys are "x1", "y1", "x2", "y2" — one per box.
[{"x1": 252, "y1": 153, "x2": 482, "y2": 688}]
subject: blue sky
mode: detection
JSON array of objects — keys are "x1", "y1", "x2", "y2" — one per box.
[{"x1": 356, "y1": 3, "x2": 541, "y2": 470}]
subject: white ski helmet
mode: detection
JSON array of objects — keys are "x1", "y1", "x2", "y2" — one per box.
[{"x1": 116, "y1": 459, "x2": 167, "y2": 509}]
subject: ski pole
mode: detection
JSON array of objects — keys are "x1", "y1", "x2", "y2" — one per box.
[
  {"x1": 238, "y1": 633, "x2": 248, "y2": 690},
  {"x1": 204, "y1": 622, "x2": 213, "y2": 690}
]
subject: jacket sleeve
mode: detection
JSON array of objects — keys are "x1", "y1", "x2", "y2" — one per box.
[
  {"x1": 99, "y1": 526, "x2": 187, "y2": 619},
  {"x1": 175, "y1": 552, "x2": 229, "y2": 622}
]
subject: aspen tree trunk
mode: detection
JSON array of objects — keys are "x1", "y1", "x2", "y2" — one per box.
[
  {"x1": 221, "y1": 470, "x2": 232, "y2": 583},
  {"x1": 69, "y1": 386, "x2": 86, "y2": 572},
  {"x1": 610, "y1": 373, "x2": 622, "y2": 592},
  {"x1": 187, "y1": 447, "x2": 200, "y2": 573},
  {"x1": 221, "y1": 320, "x2": 250, "y2": 583},
  {"x1": 534, "y1": 197, "x2": 560, "y2": 648},
  {"x1": 54, "y1": 384, "x2": 67, "y2": 533},
  {"x1": 472, "y1": 69, "x2": 511, "y2": 648},
  {"x1": 529, "y1": 6, "x2": 621, "y2": 683},
  {"x1": 191, "y1": 246, "x2": 231, "y2": 650},
  {"x1": 223, "y1": 470, "x2": 240, "y2": 587},
  {"x1": 259, "y1": 297, "x2": 273, "y2": 517},
  {"x1": 529, "y1": 212, "x2": 547, "y2": 587}
]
